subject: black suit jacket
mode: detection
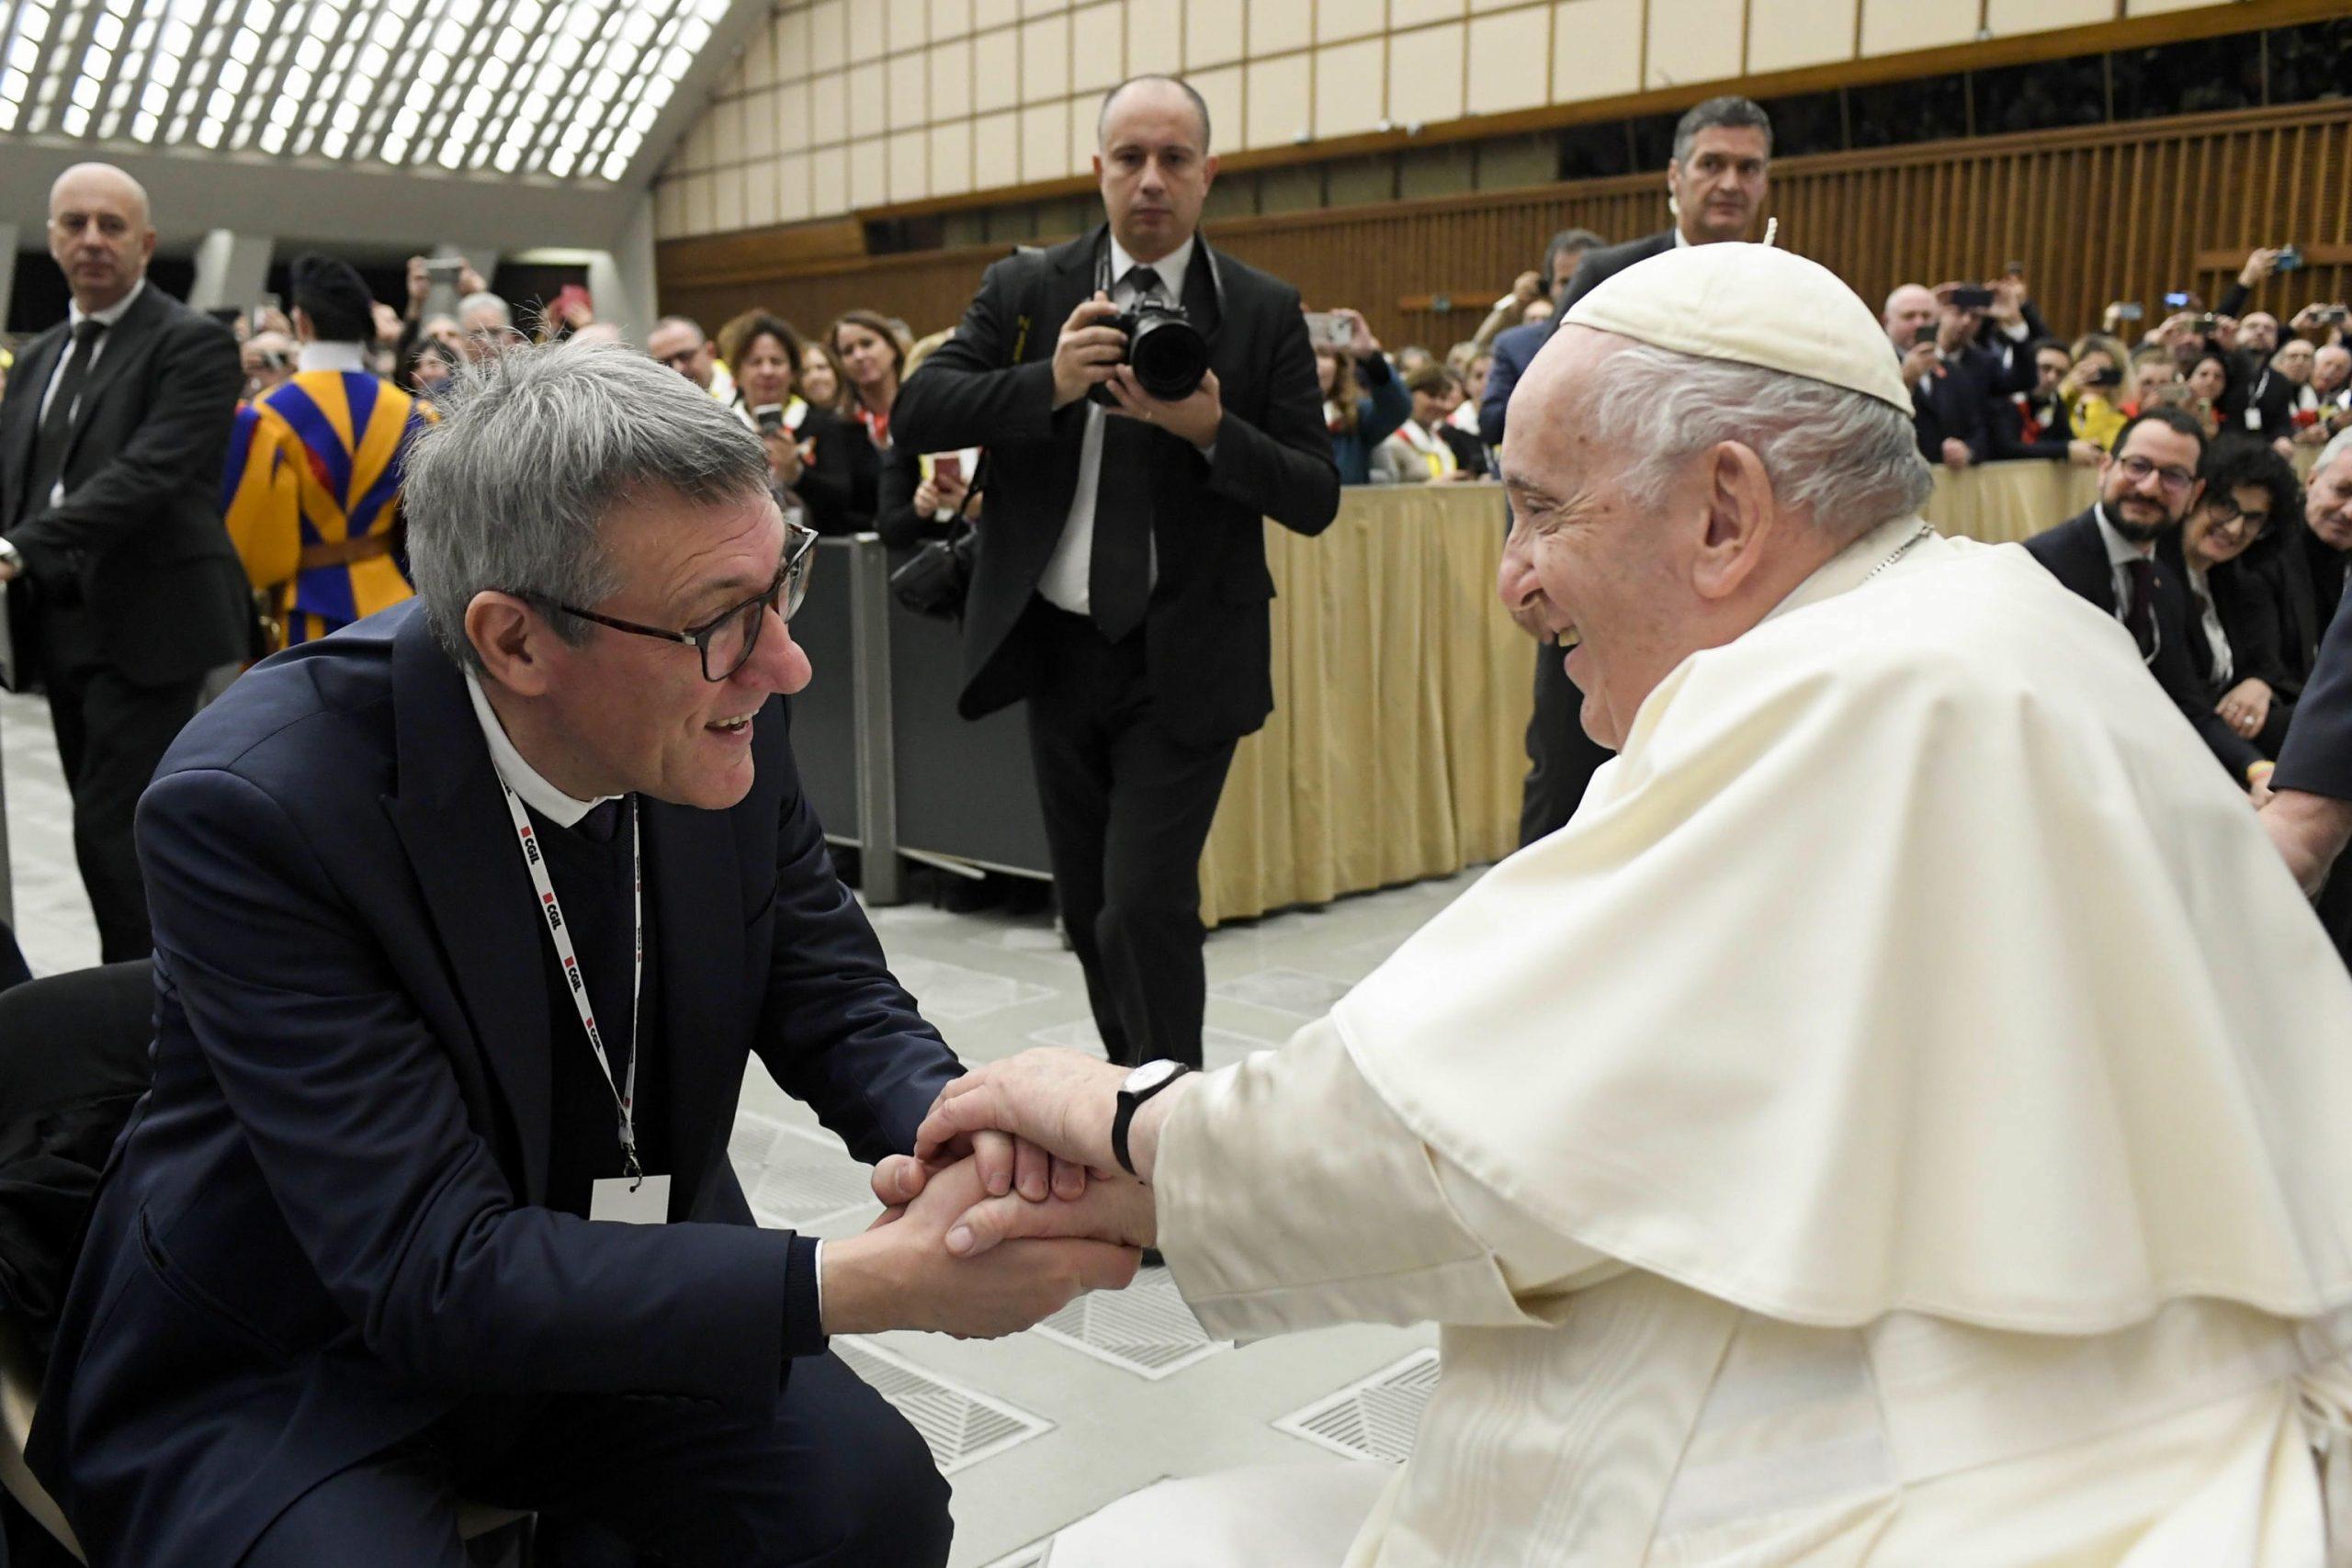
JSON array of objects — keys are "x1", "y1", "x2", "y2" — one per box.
[
  {"x1": 891, "y1": 224, "x2": 1339, "y2": 750},
  {"x1": 2276, "y1": 585, "x2": 2352, "y2": 798},
  {"x1": 1988, "y1": 390, "x2": 2075, "y2": 462},
  {"x1": 28, "y1": 599, "x2": 958, "y2": 1566},
  {"x1": 1906, "y1": 344, "x2": 2000, "y2": 465},
  {"x1": 2024, "y1": 509, "x2": 2263, "y2": 780},
  {"x1": 0, "y1": 282, "x2": 252, "y2": 689},
  {"x1": 1558, "y1": 231, "x2": 1679, "y2": 313}
]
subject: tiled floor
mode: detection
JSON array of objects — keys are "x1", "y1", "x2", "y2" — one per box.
[{"x1": 1, "y1": 686, "x2": 1487, "y2": 1565}]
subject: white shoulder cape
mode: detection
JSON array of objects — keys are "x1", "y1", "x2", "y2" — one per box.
[{"x1": 1340, "y1": 520, "x2": 2352, "y2": 1333}]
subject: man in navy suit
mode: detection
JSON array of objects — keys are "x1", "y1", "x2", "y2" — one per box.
[
  {"x1": 28, "y1": 342, "x2": 1134, "y2": 1567},
  {"x1": 2023, "y1": 406, "x2": 2268, "y2": 790},
  {"x1": 1481, "y1": 96, "x2": 1772, "y2": 845}
]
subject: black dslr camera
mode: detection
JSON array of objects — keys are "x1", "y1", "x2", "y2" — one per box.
[{"x1": 1089, "y1": 300, "x2": 1211, "y2": 408}]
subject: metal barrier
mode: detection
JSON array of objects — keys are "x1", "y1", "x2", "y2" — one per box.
[{"x1": 798, "y1": 535, "x2": 902, "y2": 905}]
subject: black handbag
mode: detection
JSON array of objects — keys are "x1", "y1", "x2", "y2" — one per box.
[{"x1": 889, "y1": 455, "x2": 985, "y2": 621}]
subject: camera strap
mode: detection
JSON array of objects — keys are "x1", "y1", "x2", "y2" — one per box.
[{"x1": 1092, "y1": 228, "x2": 1225, "y2": 316}]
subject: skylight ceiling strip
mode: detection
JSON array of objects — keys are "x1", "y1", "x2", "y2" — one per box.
[
  {"x1": 414, "y1": 2, "x2": 503, "y2": 169},
  {"x1": 339, "y1": 2, "x2": 424, "y2": 160}
]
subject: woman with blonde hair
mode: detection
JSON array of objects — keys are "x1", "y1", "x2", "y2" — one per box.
[{"x1": 2060, "y1": 332, "x2": 2133, "y2": 452}]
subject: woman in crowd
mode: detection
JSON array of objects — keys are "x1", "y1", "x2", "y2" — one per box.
[
  {"x1": 406, "y1": 340, "x2": 459, "y2": 404},
  {"x1": 2161, "y1": 437, "x2": 2305, "y2": 756},
  {"x1": 2061, "y1": 333, "x2": 2133, "y2": 451},
  {"x1": 2185, "y1": 350, "x2": 2233, "y2": 439},
  {"x1": 1317, "y1": 308, "x2": 1408, "y2": 485},
  {"x1": 1373, "y1": 364, "x2": 1479, "y2": 484},
  {"x1": 800, "y1": 339, "x2": 849, "y2": 412},
  {"x1": 831, "y1": 310, "x2": 905, "y2": 452},
  {"x1": 731, "y1": 311, "x2": 876, "y2": 535},
  {"x1": 875, "y1": 332, "x2": 980, "y2": 555}
]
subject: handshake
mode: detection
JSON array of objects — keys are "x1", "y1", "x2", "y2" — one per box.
[{"x1": 816, "y1": 1050, "x2": 1192, "y2": 1340}]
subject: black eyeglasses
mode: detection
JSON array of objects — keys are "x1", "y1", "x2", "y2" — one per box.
[
  {"x1": 2207, "y1": 497, "x2": 2271, "y2": 536},
  {"x1": 517, "y1": 523, "x2": 817, "y2": 682}
]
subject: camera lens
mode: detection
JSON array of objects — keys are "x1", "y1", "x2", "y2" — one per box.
[{"x1": 1127, "y1": 310, "x2": 1210, "y2": 401}]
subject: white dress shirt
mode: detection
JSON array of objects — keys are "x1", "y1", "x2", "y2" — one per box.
[
  {"x1": 1036, "y1": 234, "x2": 1195, "y2": 617},
  {"x1": 2092, "y1": 502, "x2": 2158, "y2": 659},
  {"x1": 35, "y1": 277, "x2": 148, "y2": 510}
]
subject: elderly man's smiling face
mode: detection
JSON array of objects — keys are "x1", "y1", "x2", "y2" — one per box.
[{"x1": 1495, "y1": 326, "x2": 1860, "y2": 751}]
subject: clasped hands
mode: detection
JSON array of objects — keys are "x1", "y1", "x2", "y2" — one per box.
[{"x1": 820, "y1": 1051, "x2": 1175, "y2": 1340}]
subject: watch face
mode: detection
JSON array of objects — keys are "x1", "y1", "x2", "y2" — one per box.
[{"x1": 1124, "y1": 1059, "x2": 1181, "y2": 1094}]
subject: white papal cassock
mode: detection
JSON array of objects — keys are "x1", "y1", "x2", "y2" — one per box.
[{"x1": 1051, "y1": 515, "x2": 2352, "y2": 1567}]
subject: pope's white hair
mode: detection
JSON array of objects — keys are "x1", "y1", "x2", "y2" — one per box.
[{"x1": 1580, "y1": 340, "x2": 1934, "y2": 541}]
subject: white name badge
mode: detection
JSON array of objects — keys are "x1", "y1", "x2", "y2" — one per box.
[
  {"x1": 592, "y1": 1173, "x2": 672, "y2": 1225},
  {"x1": 2247, "y1": 406, "x2": 2264, "y2": 431}
]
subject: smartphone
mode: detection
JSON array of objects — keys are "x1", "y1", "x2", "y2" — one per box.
[
  {"x1": 2113, "y1": 301, "x2": 2145, "y2": 322},
  {"x1": 1301, "y1": 311, "x2": 1352, "y2": 348},
  {"x1": 2148, "y1": 381, "x2": 2192, "y2": 407},
  {"x1": 2164, "y1": 290, "x2": 2194, "y2": 310},
  {"x1": 2318, "y1": 305, "x2": 2351, "y2": 325},
  {"x1": 1950, "y1": 286, "x2": 1996, "y2": 310},
  {"x1": 2278, "y1": 244, "x2": 2304, "y2": 272},
  {"x1": 933, "y1": 453, "x2": 964, "y2": 484},
  {"x1": 753, "y1": 404, "x2": 786, "y2": 434},
  {"x1": 2087, "y1": 367, "x2": 2124, "y2": 389},
  {"x1": 2192, "y1": 313, "x2": 2220, "y2": 332},
  {"x1": 553, "y1": 283, "x2": 592, "y2": 319}
]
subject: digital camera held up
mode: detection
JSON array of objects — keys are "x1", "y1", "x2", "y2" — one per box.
[{"x1": 1089, "y1": 300, "x2": 1212, "y2": 408}]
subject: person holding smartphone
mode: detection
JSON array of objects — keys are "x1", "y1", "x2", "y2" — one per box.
[
  {"x1": 2061, "y1": 333, "x2": 2134, "y2": 452},
  {"x1": 874, "y1": 334, "x2": 982, "y2": 555},
  {"x1": 729, "y1": 312, "x2": 876, "y2": 535}
]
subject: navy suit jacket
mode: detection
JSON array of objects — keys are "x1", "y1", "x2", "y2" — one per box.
[
  {"x1": 28, "y1": 598, "x2": 958, "y2": 1565},
  {"x1": 2024, "y1": 509, "x2": 2263, "y2": 781},
  {"x1": 2277, "y1": 587, "x2": 2352, "y2": 800}
]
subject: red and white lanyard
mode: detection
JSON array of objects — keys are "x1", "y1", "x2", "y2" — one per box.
[{"x1": 497, "y1": 776, "x2": 643, "y2": 1180}]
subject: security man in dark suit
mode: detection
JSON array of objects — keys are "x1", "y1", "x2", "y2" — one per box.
[
  {"x1": 0, "y1": 163, "x2": 250, "y2": 961},
  {"x1": 1480, "y1": 96, "x2": 1771, "y2": 845},
  {"x1": 2023, "y1": 407, "x2": 2269, "y2": 790},
  {"x1": 2265, "y1": 591, "x2": 2352, "y2": 963},
  {"x1": 894, "y1": 74, "x2": 1338, "y2": 1072},
  {"x1": 28, "y1": 342, "x2": 1133, "y2": 1566}
]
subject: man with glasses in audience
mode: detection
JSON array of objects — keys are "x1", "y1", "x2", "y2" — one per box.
[
  {"x1": 28, "y1": 342, "x2": 1132, "y2": 1567},
  {"x1": 2025, "y1": 406, "x2": 2270, "y2": 791},
  {"x1": 647, "y1": 314, "x2": 735, "y2": 403}
]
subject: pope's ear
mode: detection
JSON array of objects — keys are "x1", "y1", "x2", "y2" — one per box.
[{"x1": 1690, "y1": 440, "x2": 1775, "y2": 602}]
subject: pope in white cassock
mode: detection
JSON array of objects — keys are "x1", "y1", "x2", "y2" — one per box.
[{"x1": 911, "y1": 242, "x2": 2352, "y2": 1564}]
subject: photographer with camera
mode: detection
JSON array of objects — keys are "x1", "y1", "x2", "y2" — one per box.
[{"x1": 893, "y1": 74, "x2": 1337, "y2": 1077}]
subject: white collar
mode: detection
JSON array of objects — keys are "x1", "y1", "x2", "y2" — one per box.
[
  {"x1": 1763, "y1": 513, "x2": 1943, "y2": 626},
  {"x1": 462, "y1": 668, "x2": 615, "y2": 829},
  {"x1": 2093, "y1": 503, "x2": 2154, "y2": 565},
  {"x1": 1396, "y1": 419, "x2": 1446, "y2": 452},
  {"x1": 296, "y1": 341, "x2": 370, "y2": 374},
  {"x1": 68, "y1": 276, "x2": 145, "y2": 331},
  {"x1": 1672, "y1": 227, "x2": 1692, "y2": 249},
  {"x1": 1109, "y1": 232, "x2": 1194, "y2": 302}
]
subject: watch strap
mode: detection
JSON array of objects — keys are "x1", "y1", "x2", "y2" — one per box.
[{"x1": 1112, "y1": 1064, "x2": 1192, "y2": 1179}]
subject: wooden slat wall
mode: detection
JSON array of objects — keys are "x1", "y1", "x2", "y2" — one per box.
[{"x1": 658, "y1": 100, "x2": 2352, "y2": 356}]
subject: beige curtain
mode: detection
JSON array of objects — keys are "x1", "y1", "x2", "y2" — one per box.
[{"x1": 1199, "y1": 463, "x2": 2106, "y2": 928}]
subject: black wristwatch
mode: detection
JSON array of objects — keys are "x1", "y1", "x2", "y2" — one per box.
[{"x1": 1112, "y1": 1060, "x2": 1193, "y2": 1179}]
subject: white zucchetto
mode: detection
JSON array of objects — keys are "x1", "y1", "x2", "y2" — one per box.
[{"x1": 1565, "y1": 243, "x2": 1916, "y2": 415}]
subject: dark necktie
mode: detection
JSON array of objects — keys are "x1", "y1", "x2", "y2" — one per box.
[
  {"x1": 27, "y1": 320, "x2": 107, "y2": 514},
  {"x1": 2123, "y1": 558, "x2": 2158, "y2": 663},
  {"x1": 1090, "y1": 266, "x2": 1162, "y2": 643}
]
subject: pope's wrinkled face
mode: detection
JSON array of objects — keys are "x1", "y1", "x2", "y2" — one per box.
[
  {"x1": 533, "y1": 489, "x2": 813, "y2": 809},
  {"x1": 1496, "y1": 328, "x2": 1699, "y2": 750}
]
